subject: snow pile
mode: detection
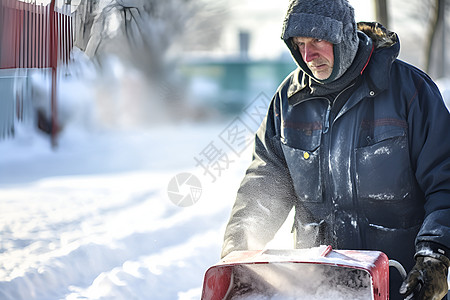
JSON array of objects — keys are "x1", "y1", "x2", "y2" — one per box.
[{"x1": 0, "y1": 122, "x2": 252, "y2": 300}]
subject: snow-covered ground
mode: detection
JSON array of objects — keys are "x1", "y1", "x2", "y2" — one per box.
[{"x1": 0, "y1": 121, "x2": 255, "y2": 300}]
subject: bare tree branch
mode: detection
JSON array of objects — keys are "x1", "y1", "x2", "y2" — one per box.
[{"x1": 73, "y1": 0, "x2": 226, "y2": 77}]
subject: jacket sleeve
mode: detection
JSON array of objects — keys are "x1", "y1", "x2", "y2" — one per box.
[
  {"x1": 407, "y1": 72, "x2": 450, "y2": 266},
  {"x1": 221, "y1": 93, "x2": 297, "y2": 258}
]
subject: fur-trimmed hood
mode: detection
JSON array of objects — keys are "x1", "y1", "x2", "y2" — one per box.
[
  {"x1": 357, "y1": 22, "x2": 398, "y2": 50},
  {"x1": 357, "y1": 22, "x2": 400, "y2": 95}
]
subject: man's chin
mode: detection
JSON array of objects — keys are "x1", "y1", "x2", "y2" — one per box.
[
  {"x1": 310, "y1": 66, "x2": 332, "y2": 81},
  {"x1": 313, "y1": 72, "x2": 332, "y2": 81}
]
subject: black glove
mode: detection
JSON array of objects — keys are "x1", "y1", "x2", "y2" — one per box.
[{"x1": 399, "y1": 256, "x2": 449, "y2": 300}]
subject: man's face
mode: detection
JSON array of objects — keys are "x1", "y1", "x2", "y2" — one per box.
[{"x1": 292, "y1": 37, "x2": 334, "y2": 80}]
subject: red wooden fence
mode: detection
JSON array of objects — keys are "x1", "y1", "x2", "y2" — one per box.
[{"x1": 0, "y1": 0, "x2": 74, "y2": 146}]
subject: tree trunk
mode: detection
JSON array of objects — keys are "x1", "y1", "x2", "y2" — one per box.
[
  {"x1": 374, "y1": 0, "x2": 389, "y2": 28},
  {"x1": 425, "y1": 0, "x2": 445, "y2": 76}
]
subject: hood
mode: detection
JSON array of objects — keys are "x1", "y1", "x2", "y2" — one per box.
[
  {"x1": 281, "y1": 0, "x2": 359, "y2": 83},
  {"x1": 357, "y1": 22, "x2": 400, "y2": 94},
  {"x1": 286, "y1": 22, "x2": 400, "y2": 98},
  {"x1": 357, "y1": 22, "x2": 397, "y2": 50}
]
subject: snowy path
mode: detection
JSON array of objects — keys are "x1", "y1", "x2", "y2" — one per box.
[{"x1": 0, "y1": 123, "x2": 250, "y2": 300}]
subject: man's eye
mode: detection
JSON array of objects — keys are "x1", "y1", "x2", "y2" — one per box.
[{"x1": 316, "y1": 39, "x2": 323, "y2": 43}]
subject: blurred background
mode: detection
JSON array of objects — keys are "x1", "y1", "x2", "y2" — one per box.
[
  {"x1": 0, "y1": 1, "x2": 450, "y2": 299},
  {"x1": 0, "y1": 0, "x2": 449, "y2": 143}
]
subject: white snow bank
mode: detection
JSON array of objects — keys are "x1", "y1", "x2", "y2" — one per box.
[{"x1": 0, "y1": 122, "x2": 254, "y2": 300}]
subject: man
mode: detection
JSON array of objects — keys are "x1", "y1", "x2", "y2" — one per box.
[{"x1": 221, "y1": 0, "x2": 450, "y2": 299}]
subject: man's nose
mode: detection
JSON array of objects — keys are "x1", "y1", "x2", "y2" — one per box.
[{"x1": 303, "y1": 45, "x2": 319, "y2": 62}]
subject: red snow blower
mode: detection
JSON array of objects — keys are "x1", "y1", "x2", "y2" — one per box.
[{"x1": 201, "y1": 246, "x2": 395, "y2": 300}]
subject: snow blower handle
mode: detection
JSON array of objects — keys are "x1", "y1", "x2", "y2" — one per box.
[
  {"x1": 389, "y1": 260, "x2": 423, "y2": 300},
  {"x1": 389, "y1": 260, "x2": 407, "y2": 280}
]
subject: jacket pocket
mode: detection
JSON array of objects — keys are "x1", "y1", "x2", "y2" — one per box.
[
  {"x1": 281, "y1": 143, "x2": 322, "y2": 202},
  {"x1": 355, "y1": 132, "x2": 414, "y2": 203}
]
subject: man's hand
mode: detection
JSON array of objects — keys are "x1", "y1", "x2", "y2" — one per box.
[{"x1": 399, "y1": 256, "x2": 449, "y2": 300}]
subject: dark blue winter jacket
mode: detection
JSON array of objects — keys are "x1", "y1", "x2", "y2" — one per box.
[{"x1": 222, "y1": 24, "x2": 450, "y2": 282}]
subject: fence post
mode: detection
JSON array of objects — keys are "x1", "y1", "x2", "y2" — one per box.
[
  {"x1": 1, "y1": 0, "x2": 73, "y2": 143},
  {"x1": 49, "y1": 0, "x2": 58, "y2": 148}
]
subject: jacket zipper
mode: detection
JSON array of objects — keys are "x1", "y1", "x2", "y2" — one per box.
[
  {"x1": 321, "y1": 81, "x2": 358, "y2": 246},
  {"x1": 291, "y1": 96, "x2": 327, "y2": 107},
  {"x1": 322, "y1": 82, "x2": 357, "y2": 134},
  {"x1": 323, "y1": 106, "x2": 331, "y2": 134}
]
